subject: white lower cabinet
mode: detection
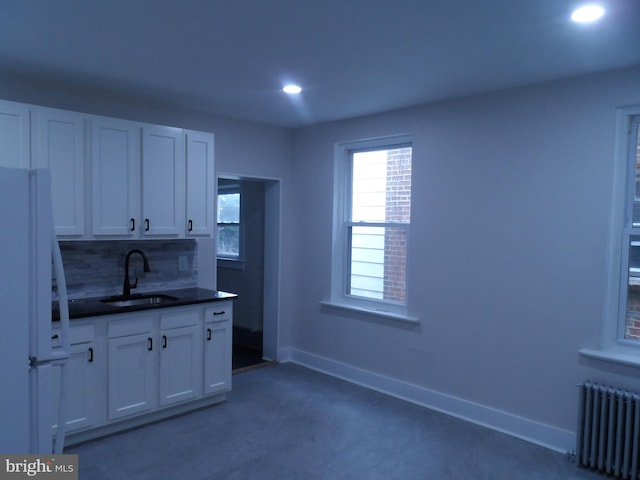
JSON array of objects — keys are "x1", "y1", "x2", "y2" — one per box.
[
  {"x1": 203, "y1": 304, "x2": 232, "y2": 395},
  {"x1": 61, "y1": 300, "x2": 232, "y2": 443},
  {"x1": 159, "y1": 310, "x2": 202, "y2": 406},
  {"x1": 107, "y1": 315, "x2": 156, "y2": 420},
  {"x1": 52, "y1": 321, "x2": 105, "y2": 435},
  {"x1": 68, "y1": 301, "x2": 232, "y2": 433}
]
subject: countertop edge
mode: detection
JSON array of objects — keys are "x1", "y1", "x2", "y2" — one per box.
[{"x1": 53, "y1": 288, "x2": 237, "y2": 321}]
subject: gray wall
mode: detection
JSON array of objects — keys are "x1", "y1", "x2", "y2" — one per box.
[{"x1": 289, "y1": 65, "x2": 640, "y2": 450}]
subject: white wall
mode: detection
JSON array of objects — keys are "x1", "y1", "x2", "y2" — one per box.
[{"x1": 289, "y1": 65, "x2": 640, "y2": 451}]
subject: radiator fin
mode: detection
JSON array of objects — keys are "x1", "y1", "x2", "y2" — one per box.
[{"x1": 577, "y1": 382, "x2": 640, "y2": 479}]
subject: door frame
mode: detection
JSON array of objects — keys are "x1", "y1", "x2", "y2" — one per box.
[{"x1": 215, "y1": 173, "x2": 281, "y2": 362}]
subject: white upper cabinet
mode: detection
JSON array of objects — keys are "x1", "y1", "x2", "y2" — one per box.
[
  {"x1": 32, "y1": 108, "x2": 85, "y2": 237},
  {"x1": 0, "y1": 98, "x2": 215, "y2": 239},
  {"x1": 91, "y1": 117, "x2": 140, "y2": 236},
  {"x1": 0, "y1": 100, "x2": 30, "y2": 169},
  {"x1": 142, "y1": 125, "x2": 185, "y2": 237},
  {"x1": 185, "y1": 130, "x2": 214, "y2": 237}
]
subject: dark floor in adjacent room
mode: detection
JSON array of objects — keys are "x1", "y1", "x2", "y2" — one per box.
[
  {"x1": 232, "y1": 326, "x2": 265, "y2": 372},
  {"x1": 67, "y1": 363, "x2": 602, "y2": 480},
  {"x1": 232, "y1": 344, "x2": 265, "y2": 371}
]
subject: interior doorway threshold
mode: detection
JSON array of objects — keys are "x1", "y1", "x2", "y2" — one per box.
[{"x1": 232, "y1": 360, "x2": 277, "y2": 375}]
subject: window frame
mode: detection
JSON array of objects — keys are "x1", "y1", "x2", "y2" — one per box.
[
  {"x1": 216, "y1": 183, "x2": 243, "y2": 264},
  {"x1": 617, "y1": 115, "x2": 640, "y2": 344},
  {"x1": 600, "y1": 107, "x2": 640, "y2": 351},
  {"x1": 329, "y1": 134, "x2": 413, "y2": 318}
]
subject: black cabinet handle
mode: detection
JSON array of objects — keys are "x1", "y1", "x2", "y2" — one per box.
[
  {"x1": 188, "y1": 219, "x2": 193, "y2": 232},
  {"x1": 144, "y1": 218, "x2": 150, "y2": 231},
  {"x1": 148, "y1": 337, "x2": 153, "y2": 351},
  {"x1": 51, "y1": 334, "x2": 59, "y2": 340},
  {"x1": 130, "y1": 218, "x2": 136, "y2": 231},
  {"x1": 162, "y1": 335, "x2": 168, "y2": 349},
  {"x1": 213, "y1": 311, "x2": 225, "y2": 316},
  {"x1": 207, "y1": 328, "x2": 212, "y2": 341},
  {"x1": 88, "y1": 347, "x2": 94, "y2": 363}
]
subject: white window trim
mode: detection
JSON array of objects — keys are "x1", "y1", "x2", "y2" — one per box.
[
  {"x1": 580, "y1": 105, "x2": 640, "y2": 366},
  {"x1": 325, "y1": 134, "x2": 416, "y2": 322},
  {"x1": 319, "y1": 300, "x2": 419, "y2": 324}
]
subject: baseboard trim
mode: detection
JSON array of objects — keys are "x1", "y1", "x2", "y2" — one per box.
[{"x1": 279, "y1": 347, "x2": 574, "y2": 454}]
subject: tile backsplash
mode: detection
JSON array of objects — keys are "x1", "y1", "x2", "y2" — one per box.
[{"x1": 55, "y1": 240, "x2": 198, "y2": 299}]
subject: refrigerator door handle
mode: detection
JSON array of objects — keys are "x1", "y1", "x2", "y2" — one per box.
[{"x1": 51, "y1": 228, "x2": 70, "y2": 455}]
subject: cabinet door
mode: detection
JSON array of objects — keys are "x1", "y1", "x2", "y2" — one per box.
[
  {"x1": 32, "y1": 108, "x2": 85, "y2": 236},
  {"x1": 0, "y1": 100, "x2": 30, "y2": 168},
  {"x1": 141, "y1": 125, "x2": 185, "y2": 236},
  {"x1": 159, "y1": 323, "x2": 201, "y2": 406},
  {"x1": 107, "y1": 332, "x2": 156, "y2": 420},
  {"x1": 203, "y1": 322, "x2": 232, "y2": 395},
  {"x1": 52, "y1": 342, "x2": 100, "y2": 434},
  {"x1": 91, "y1": 118, "x2": 140, "y2": 236},
  {"x1": 185, "y1": 130, "x2": 214, "y2": 237},
  {"x1": 203, "y1": 304, "x2": 232, "y2": 395}
]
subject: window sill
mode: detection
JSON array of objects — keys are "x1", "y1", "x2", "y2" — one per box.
[
  {"x1": 319, "y1": 301, "x2": 419, "y2": 325},
  {"x1": 580, "y1": 346, "x2": 640, "y2": 369}
]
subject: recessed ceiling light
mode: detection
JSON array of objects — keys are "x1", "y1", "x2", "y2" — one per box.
[
  {"x1": 283, "y1": 84, "x2": 302, "y2": 94},
  {"x1": 571, "y1": 4, "x2": 605, "y2": 23}
]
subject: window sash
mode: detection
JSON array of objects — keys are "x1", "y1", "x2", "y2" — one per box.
[
  {"x1": 345, "y1": 223, "x2": 409, "y2": 303},
  {"x1": 216, "y1": 187, "x2": 241, "y2": 260},
  {"x1": 335, "y1": 139, "x2": 412, "y2": 310},
  {"x1": 216, "y1": 223, "x2": 240, "y2": 258}
]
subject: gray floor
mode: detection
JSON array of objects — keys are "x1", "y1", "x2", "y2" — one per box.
[{"x1": 68, "y1": 363, "x2": 602, "y2": 480}]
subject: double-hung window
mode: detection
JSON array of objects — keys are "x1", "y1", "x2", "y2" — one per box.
[
  {"x1": 216, "y1": 185, "x2": 241, "y2": 260},
  {"x1": 619, "y1": 115, "x2": 640, "y2": 343},
  {"x1": 330, "y1": 135, "x2": 412, "y2": 317}
]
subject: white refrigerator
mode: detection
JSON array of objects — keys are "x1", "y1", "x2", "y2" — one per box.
[{"x1": 0, "y1": 167, "x2": 70, "y2": 454}]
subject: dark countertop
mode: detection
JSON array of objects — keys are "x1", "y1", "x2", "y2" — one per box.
[{"x1": 53, "y1": 288, "x2": 237, "y2": 321}]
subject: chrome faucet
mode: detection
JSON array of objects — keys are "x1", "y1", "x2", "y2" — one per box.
[{"x1": 123, "y1": 249, "x2": 150, "y2": 296}]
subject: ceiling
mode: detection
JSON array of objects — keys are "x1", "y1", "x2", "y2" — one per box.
[{"x1": 0, "y1": 0, "x2": 639, "y2": 127}]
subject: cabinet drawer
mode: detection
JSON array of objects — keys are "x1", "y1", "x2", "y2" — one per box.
[
  {"x1": 160, "y1": 309, "x2": 200, "y2": 330},
  {"x1": 204, "y1": 303, "x2": 231, "y2": 323},
  {"x1": 108, "y1": 315, "x2": 154, "y2": 338}
]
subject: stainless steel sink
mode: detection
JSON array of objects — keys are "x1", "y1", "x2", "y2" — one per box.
[{"x1": 100, "y1": 293, "x2": 179, "y2": 308}]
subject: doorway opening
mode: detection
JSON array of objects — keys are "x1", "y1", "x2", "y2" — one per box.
[{"x1": 215, "y1": 175, "x2": 280, "y2": 373}]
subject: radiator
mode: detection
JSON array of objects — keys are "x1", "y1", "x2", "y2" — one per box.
[{"x1": 577, "y1": 381, "x2": 640, "y2": 478}]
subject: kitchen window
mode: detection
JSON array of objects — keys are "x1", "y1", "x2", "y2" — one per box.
[
  {"x1": 326, "y1": 135, "x2": 414, "y2": 320},
  {"x1": 217, "y1": 186, "x2": 241, "y2": 261}
]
